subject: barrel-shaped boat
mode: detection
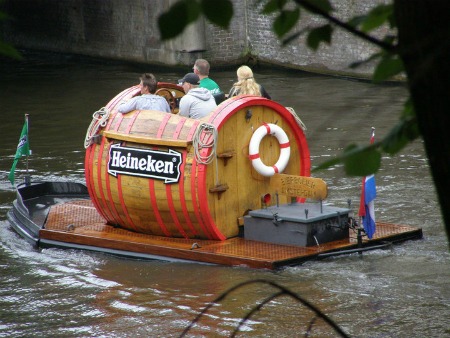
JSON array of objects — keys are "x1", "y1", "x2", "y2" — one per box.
[{"x1": 85, "y1": 84, "x2": 310, "y2": 240}]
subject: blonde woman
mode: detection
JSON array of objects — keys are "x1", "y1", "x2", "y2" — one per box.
[{"x1": 228, "y1": 65, "x2": 271, "y2": 99}]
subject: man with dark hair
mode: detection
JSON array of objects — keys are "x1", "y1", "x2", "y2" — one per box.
[
  {"x1": 178, "y1": 72, "x2": 217, "y2": 119},
  {"x1": 118, "y1": 73, "x2": 170, "y2": 113},
  {"x1": 193, "y1": 59, "x2": 224, "y2": 104}
]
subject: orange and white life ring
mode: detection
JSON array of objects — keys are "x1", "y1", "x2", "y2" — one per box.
[{"x1": 249, "y1": 123, "x2": 291, "y2": 176}]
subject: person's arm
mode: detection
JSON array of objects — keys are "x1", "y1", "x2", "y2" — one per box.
[
  {"x1": 117, "y1": 97, "x2": 137, "y2": 114},
  {"x1": 161, "y1": 98, "x2": 171, "y2": 113},
  {"x1": 228, "y1": 86, "x2": 238, "y2": 97},
  {"x1": 211, "y1": 79, "x2": 222, "y2": 94},
  {"x1": 259, "y1": 85, "x2": 271, "y2": 100}
]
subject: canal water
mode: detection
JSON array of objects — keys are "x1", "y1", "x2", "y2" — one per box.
[{"x1": 0, "y1": 51, "x2": 449, "y2": 337}]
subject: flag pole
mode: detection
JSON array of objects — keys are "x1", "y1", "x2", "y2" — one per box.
[
  {"x1": 358, "y1": 127, "x2": 376, "y2": 242},
  {"x1": 8, "y1": 115, "x2": 31, "y2": 187},
  {"x1": 24, "y1": 114, "x2": 31, "y2": 185}
]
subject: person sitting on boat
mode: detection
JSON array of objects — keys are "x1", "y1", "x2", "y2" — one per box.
[
  {"x1": 228, "y1": 65, "x2": 271, "y2": 99},
  {"x1": 193, "y1": 58, "x2": 225, "y2": 104},
  {"x1": 178, "y1": 73, "x2": 217, "y2": 119},
  {"x1": 118, "y1": 73, "x2": 171, "y2": 114}
]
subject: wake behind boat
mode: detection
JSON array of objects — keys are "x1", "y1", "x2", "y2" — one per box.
[{"x1": 6, "y1": 83, "x2": 423, "y2": 269}]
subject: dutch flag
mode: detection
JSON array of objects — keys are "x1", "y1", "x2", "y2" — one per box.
[{"x1": 358, "y1": 129, "x2": 376, "y2": 239}]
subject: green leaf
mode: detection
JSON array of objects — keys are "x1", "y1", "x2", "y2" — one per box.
[
  {"x1": 401, "y1": 97, "x2": 415, "y2": 119},
  {"x1": 361, "y1": 4, "x2": 393, "y2": 33},
  {"x1": 262, "y1": 0, "x2": 288, "y2": 14},
  {"x1": 343, "y1": 144, "x2": 381, "y2": 176},
  {"x1": 350, "y1": 51, "x2": 382, "y2": 69},
  {"x1": 382, "y1": 34, "x2": 397, "y2": 45},
  {"x1": 386, "y1": 9, "x2": 396, "y2": 28},
  {"x1": 347, "y1": 15, "x2": 366, "y2": 29},
  {"x1": 312, "y1": 156, "x2": 342, "y2": 172},
  {"x1": 0, "y1": 11, "x2": 9, "y2": 21},
  {"x1": 158, "y1": 0, "x2": 201, "y2": 40},
  {"x1": 201, "y1": 0, "x2": 233, "y2": 28},
  {"x1": 282, "y1": 29, "x2": 307, "y2": 46},
  {"x1": 381, "y1": 99, "x2": 419, "y2": 155},
  {"x1": 0, "y1": 41, "x2": 22, "y2": 60},
  {"x1": 308, "y1": 0, "x2": 333, "y2": 14},
  {"x1": 313, "y1": 143, "x2": 381, "y2": 176},
  {"x1": 346, "y1": 5, "x2": 394, "y2": 32},
  {"x1": 381, "y1": 118, "x2": 420, "y2": 155},
  {"x1": 273, "y1": 8, "x2": 300, "y2": 38},
  {"x1": 373, "y1": 55, "x2": 404, "y2": 82},
  {"x1": 306, "y1": 24, "x2": 332, "y2": 50}
]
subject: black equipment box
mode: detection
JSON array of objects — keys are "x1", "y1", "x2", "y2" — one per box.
[{"x1": 244, "y1": 202, "x2": 350, "y2": 247}]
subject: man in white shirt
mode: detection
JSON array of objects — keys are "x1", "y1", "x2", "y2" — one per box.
[{"x1": 118, "y1": 73, "x2": 170, "y2": 113}]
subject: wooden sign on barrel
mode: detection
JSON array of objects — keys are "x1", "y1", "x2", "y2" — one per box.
[{"x1": 270, "y1": 173, "x2": 328, "y2": 200}]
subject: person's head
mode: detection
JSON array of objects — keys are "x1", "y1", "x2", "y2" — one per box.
[
  {"x1": 236, "y1": 65, "x2": 254, "y2": 81},
  {"x1": 193, "y1": 59, "x2": 210, "y2": 77},
  {"x1": 234, "y1": 66, "x2": 261, "y2": 96},
  {"x1": 178, "y1": 73, "x2": 200, "y2": 93},
  {"x1": 139, "y1": 73, "x2": 158, "y2": 94}
]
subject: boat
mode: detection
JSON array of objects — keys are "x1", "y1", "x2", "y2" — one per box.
[{"x1": 6, "y1": 82, "x2": 423, "y2": 269}]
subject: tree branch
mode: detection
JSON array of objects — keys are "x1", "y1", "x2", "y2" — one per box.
[{"x1": 295, "y1": 0, "x2": 396, "y2": 52}]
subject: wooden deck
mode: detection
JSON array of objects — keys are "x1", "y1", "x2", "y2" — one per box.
[{"x1": 39, "y1": 200, "x2": 423, "y2": 269}]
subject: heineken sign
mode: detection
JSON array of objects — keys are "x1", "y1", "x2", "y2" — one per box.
[{"x1": 108, "y1": 144, "x2": 182, "y2": 184}]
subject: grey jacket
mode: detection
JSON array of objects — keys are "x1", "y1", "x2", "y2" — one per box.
[
  {"x1": 179, "y1": 88, "x2": 217, "y2": 119},
  {"x1": 118, "y1": 94, "x2": 170, "y2": 113}
]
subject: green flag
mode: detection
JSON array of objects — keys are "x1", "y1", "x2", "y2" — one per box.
[{"x1": 8, "y1": 119, "x2": 30, "y2": 186}]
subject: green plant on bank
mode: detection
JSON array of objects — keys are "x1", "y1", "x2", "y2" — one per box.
[
  {"x1": 158, "y1": 0, "x2": 450, "y2": 245},
  {"x1": 0, "y1": 8, "x2": 22, "y2": 59},
  {"x1": 242, "y1": 52, "x2": 260, "y2": 68}
]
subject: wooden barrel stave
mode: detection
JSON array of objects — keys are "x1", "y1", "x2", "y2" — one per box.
[{"x1": 85, "y1": 90, "x2": 310, "y2": 240}]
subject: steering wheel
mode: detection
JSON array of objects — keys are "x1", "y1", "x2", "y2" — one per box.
[{"x1": 155, "y1": 88, "x2": 177, "y2": 113}]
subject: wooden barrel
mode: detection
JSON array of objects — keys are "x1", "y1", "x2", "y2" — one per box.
[{"x1": 85, "y1": 88, "x2": 310, "y2": 240}]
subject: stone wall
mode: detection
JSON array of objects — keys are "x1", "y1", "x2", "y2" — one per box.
[
  {"x1": 1, "y1": 0, "x2": 201, "y2": 66},
  {"x1": 1, "y1": 0, "x2": 390, "y2": 77},
  {"x1": 204, "y1": 0, "x2": 390, "y2": 77}
]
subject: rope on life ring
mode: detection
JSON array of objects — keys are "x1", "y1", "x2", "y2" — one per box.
[
  {"x1": 84, "y1": 107, "x2": 110, "y2": 149},
  {"x1": 248, "y1": 123, "x2": 291, "y2": 177}
]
